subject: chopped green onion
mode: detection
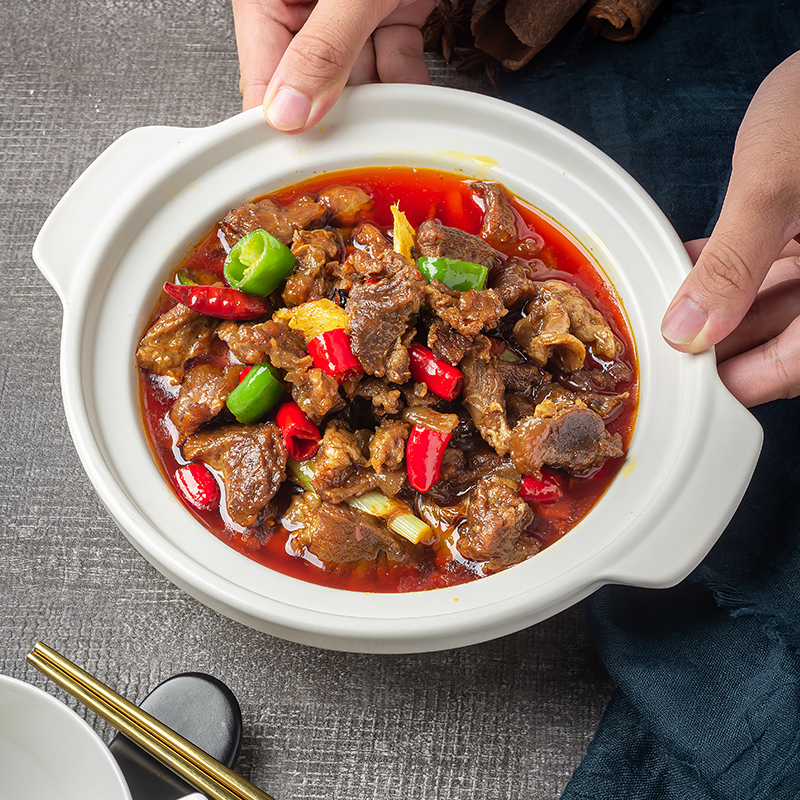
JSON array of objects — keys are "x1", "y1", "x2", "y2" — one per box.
[
  {"x1": 416, "y1": 256, "x2": 488, "y2": 292},
  {"x1": 226, "y1": 363, "x2": 284, "y2": 424},
  {"x1": 224, "y1": 228, "x2": 296, "y2": 297},
  {"x1": 287, "y1": 460, "x2": 433, "y2": 545}
]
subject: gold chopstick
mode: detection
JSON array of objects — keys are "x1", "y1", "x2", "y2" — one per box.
[{"x1": 26, "y1": 642, "x2": 276, "y2": 800}]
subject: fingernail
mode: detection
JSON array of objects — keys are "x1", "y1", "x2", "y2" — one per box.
[
  {"x1": 661, "y1": 296, "x2": 707, "y2": 345},
  {"x1": 266, "y1": 86, "x2": 311, "y2": 131}
]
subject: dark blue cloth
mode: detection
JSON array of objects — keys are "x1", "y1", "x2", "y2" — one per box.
[{"x1": 494, "y1": 2, "x2": 800, "y2": 797}]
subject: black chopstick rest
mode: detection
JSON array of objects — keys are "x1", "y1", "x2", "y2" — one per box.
[{"x1": 109, "y1": 672, "x2": 243, "y2": 800}]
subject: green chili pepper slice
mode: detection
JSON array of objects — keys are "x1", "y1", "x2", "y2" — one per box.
[
  {"x1": 416, "y1": 256, "x2": 488, "y2": 292},
  {"x1": 226, "y1": 363, "x2": 285, "y2": 424},
  {"x1": 224, "y1": 228, "x2": 296, "y2": 297}
]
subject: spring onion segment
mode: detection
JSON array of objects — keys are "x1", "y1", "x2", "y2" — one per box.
[{"x1": 288, "y1": 459, "x2": 432, "y2": 545}]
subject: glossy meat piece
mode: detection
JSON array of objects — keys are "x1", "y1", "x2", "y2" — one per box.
[
  {"x1": 183, "y1": 423, "x2": 287, "y2": 527},
  {"x1": 318, "y1": 185, "x2": 373, "y2": 226},
  {"x1": 415, "y1": 219, "x2": 501, "y2": 270},
  {"x1": 493, "y1": 358, "x2": 549, "y2": 394},
  {"x1": 351, "y1": 377, "x2": 404, "y2": 417},
  {"x1": 136, "y1": 303, "x2": 218, "y2": 385},
  {"x1": 469, "y1": 181, "x2": 518, "y2": 245},
  {"x1": 427, "y1": 319, "x2": 471, "y2": 365},
  {"x1": 460, "y1": 347, "x2": 512, "y2": 455},
  {"x1": 216, "y1": 317, "x2": 311, "y2": 371},
  {"x1": 345, "y1": 253, "x2": 425, "y2": 383},
  {"x1": 514, "y1": 280, "x2": 619, "y2": 371},
  {"x1": 490, "y1": 259, "x2": 543, "y2": 309},
  {"x1": 368, "y1": 420, "x2": 410, "y2": 473},
  {"x1": 457, "y1": 474, "x2": 537, "y2": 573},
  {"x1": 284, "y1": 364, "x2": 345, "y2": 424},
  {"x1": 509, "y1": 397, "x2": 624, "y2": 478},
  {"x1": 286, "y1": 493, "x2": 408, "y2": 566},
  {"x1": 424, "y1": 281, "x2": 507, "y2": 337},
  {"x1": 282, "y1": 229, "x2": 340, "y2": 307},
  {"x1": 351, "y1": 222, "x2": 392, "y2": 257},
  {"x1": 221, "y1": 193, "x2": 327, "y2": 246},
  {"x1": 310, "y1": 421, "x2": 376, "y2": 503},
  {"x1": 513, "y1": 295, "x2": 586, "y2": 372},
  {"x1": 170, "y1": 363, "x2": 241, "y2": 443}
]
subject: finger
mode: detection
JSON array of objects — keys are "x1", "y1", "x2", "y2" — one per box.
[
  {"x1": 717, "y1": 314, "x2": 800, "y2": 406},
  {"x1": 348, "y1": 38, "x2": 379, "y2": 85},
  {"x1": 232, "y1": 0, "x2": 298, "y2": 110},
  {"x1": 263, "y1": 0, "x2": 400, "y2": 132},
  {"x1": 683, "y1": 238, "x2": 707, "y2": 264},
  {"x1": 715, "y1": 277, "x2": 800, "y2": 362},
  {"x1": 759, "y1": 240, "x2": 800, "y2": 291},
  {"x1": 373, "y1": 24, "x2": 430, "y2": 84},
  {"x1": 662, "y1": 55, "x2": 800, "y2": 353}
]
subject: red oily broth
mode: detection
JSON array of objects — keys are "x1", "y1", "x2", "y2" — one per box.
[{"x1": 139, "y1": 166, "x2": 638, "y2": 593}]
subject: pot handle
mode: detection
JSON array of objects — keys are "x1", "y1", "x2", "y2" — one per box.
[
  {"x1": 602, "y1": 383, "x2": 763, "y2": 589},
  {"x1": 32, "y1": 125, "x2": 199, "y2": 304}
]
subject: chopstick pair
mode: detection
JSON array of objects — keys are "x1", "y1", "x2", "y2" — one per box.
[{"x1": 26, "y1": 642, "x2": 276, "y2": 800}]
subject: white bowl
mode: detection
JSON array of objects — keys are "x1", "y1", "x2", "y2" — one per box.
[
  {"x1": 0, "y1": 675, "x2": 131, "y2": 800},
  {"x1": 33, "y1": 84, "x2": 762, "y2": 653}
]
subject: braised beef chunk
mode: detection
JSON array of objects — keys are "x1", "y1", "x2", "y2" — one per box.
[
  {"x1": 490, "y1": 259, "x2": 542, "y2": 309},
  {"x1": 470, "y1": 181, "x2": 518, "y2": 245},
  {"x1": 513, "y1": 295, "x2": 586, "y2": 371},
  {"x1": 510, "y1": 398, "x2": 623, "y2": 478},
  {"x1": 457, "y1": 474, "x2": 537, "y2": 572},
  {"x1": 351, "y1": 222, "x2": 392, "y2": 257},
  {"x1": 170, "y1": 364, "x2": 241, "y2": 443},
  {"x1": 345, "y1": 253, "x2": 425, "y2": 383},
  {"x1": 428, "y1": 319, "x2": 472, "y2": 365},
  {"x1": 513, "y1": 281, "x2": 619, "y2": 371},
  {"x1": 282, "y1": 229, "x2": 340, "y2": 307},
  {"x1": 183, "y1": 423, "x2": 287, "y2": 527},
  {"x1": 310, "y1": 421, "x2": 376, "y2": 503},
  {"x1": 416, "y1": 219, "x2": 502, "y2": 270},
  {"x1": 221, "y1": 194, "x2": 327, "y2": 245},
  {"x1": 424, "y1": 281, "x2": 507, "y2": 337},
  {"x1": 493, "y1": 358, "x2": 549, "y2": 394},
  {"x1": 351, "y1": 377, "x2": 404, "y2": 417},
  {"x1": 136, "y1": 304, "x2": 218, "y2": 384},
  {"x1": 217, "y1": 317, "x2": 310, "y2": 371},
  {"x1": 318, "y1": 185, "x2": 373, "y2": 226},
  {"x1": 460, "y1": 347, "x2": 512, "y2": 455},
  {"x1": 286, "y1": 493, "x2": 408, "y2": 565},
  {"x1": 368, "y1": 420, "x2": 410, "y2": 473},
  {"x1": 284, "y1": 365, "x2": 345, "y2": 424}
]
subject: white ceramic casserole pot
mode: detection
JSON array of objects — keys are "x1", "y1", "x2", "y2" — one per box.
[{"x1": 33, "y1": 85, "x2": 762, "y2": 654}]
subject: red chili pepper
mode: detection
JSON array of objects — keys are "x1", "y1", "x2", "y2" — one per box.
[
  {"x1": 408, "y1": 343, "x2": 463, "y2": 401},
  {"x1": 238, "y1": 366, "x2": 253, "y2": 383},
  {"x1": 174, "y1": 463, "x2": 220, "y2": 511},
  {"x1": 163, "y1": 282, "x2": 270, "y2": 320},
  {"x1": 520, "y1": 470, "x2": 564, "y2": 504},
  {"x1": 307, "y1": 328, "x2": 363, "y2": 383},
  {"x1": 276, "y1": 400, "x2": 321, "y2": 462},
  {"x1": 406, "y1": 425, "x2": 452, "y2": 493}
]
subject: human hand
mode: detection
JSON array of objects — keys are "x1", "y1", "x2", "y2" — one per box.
[
  {"x1": 232, "y1": 0, "x2": 435, "y2": 132},
  {"x1": 661, "y1": 51, "x2": 800, "y2": 407}
]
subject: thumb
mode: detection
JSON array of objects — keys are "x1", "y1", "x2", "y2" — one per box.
[
  {"x1": 661, "y1": 53, "x2": 800, "y2": 353},
  {"x1": 263, "y1": 0, "x2": 399, "y2": 133}
]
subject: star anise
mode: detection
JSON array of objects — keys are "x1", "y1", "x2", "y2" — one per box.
[
  {"x1": 454, "y1": 46, "x2": 500, "y2": 87},
  {"x1": 422, "y1": 0, "x2": 476, "y2": 64}
]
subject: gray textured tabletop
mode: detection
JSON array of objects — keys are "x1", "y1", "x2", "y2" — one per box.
[{"x1": 1, "y1": 2, "x2": 616, "y2": 797}]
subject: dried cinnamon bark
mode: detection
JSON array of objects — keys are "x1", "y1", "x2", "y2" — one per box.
[
  {"x1": 585, "y1": 0, "x2": 662, "y2": 41},
  {"x1": 472, "y1": 0, "x2": 585, "y2": 70}
]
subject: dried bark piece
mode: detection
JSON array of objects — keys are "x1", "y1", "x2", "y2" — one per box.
[
  {"x1": 585, "y1": 0, "x2": 662, "y2": 41},
  {"x1": 471, "y1": 0, "x2": 586, "y2": 71}
]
